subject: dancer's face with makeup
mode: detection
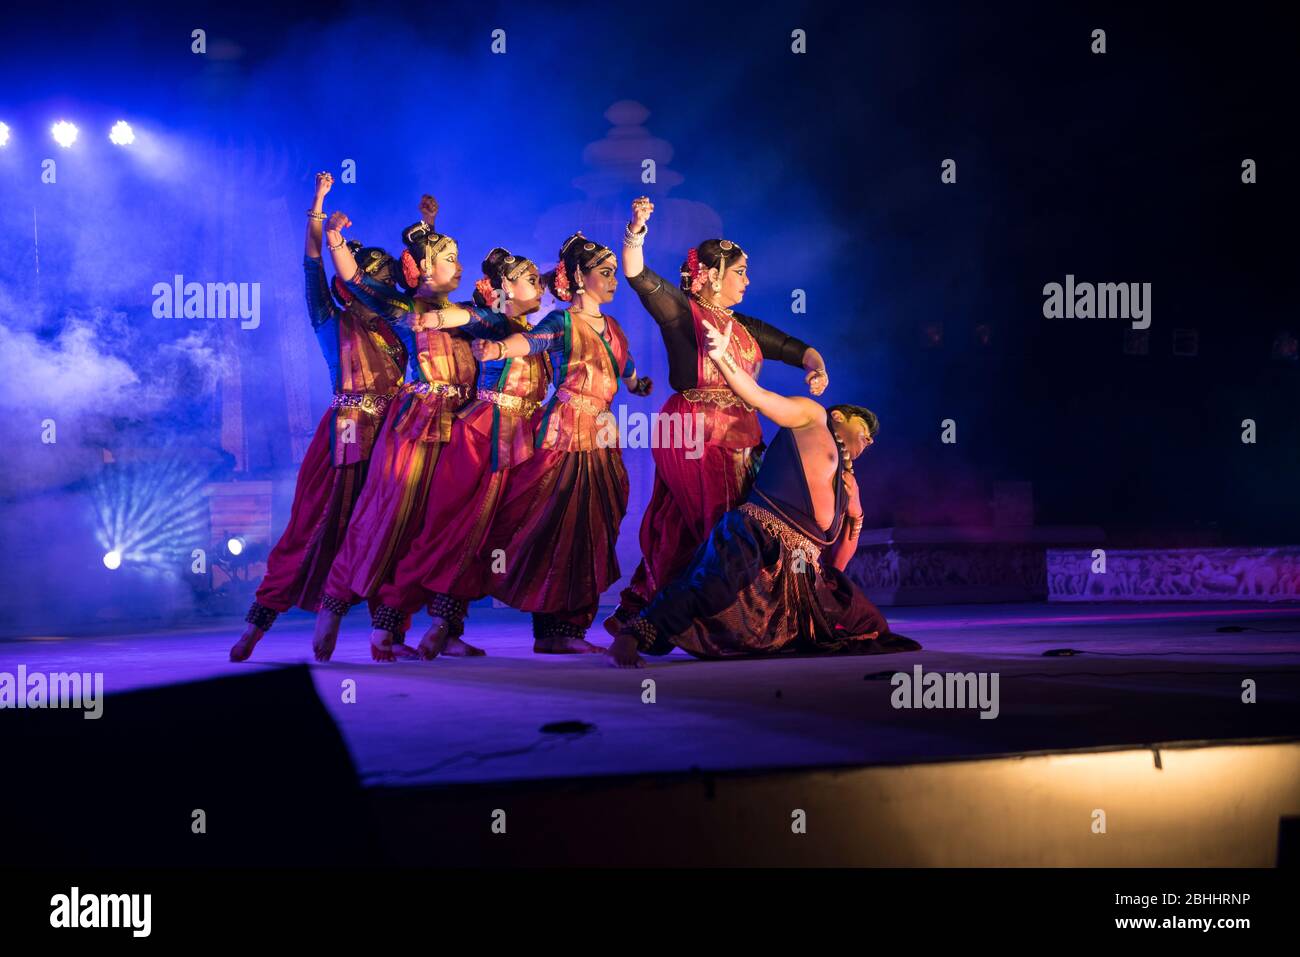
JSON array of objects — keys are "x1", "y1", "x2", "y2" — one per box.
[
  {"x1": 502, "y1": 265, "x2": 542, "y2": 315},
  {"x1": 419, "y1": 242, "x2": 463, "y2": 295},
  {"x1": 831, "y1": 410, "x2": 875, "y2": 459},
  {"x1": 578, "y1": 254, "x2": 618, "y2": 305},
  {"x1": 714, "y1": 254, "x2": 750, "y2": 307}
]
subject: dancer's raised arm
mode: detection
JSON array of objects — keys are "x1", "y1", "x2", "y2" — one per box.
[
  {"x1": 305, "y1": 172, "x2": 331, "y2": 258},
  {"x1": 325, "y1": 211, "x2": 476, "y2": 332},
  {"x1": 303, "y1": 175, "x2": 339, "y2": 330},
  {"x1": 621, "y1": 196, "x2": 694, "y2": 329},
  {"x1": 622, "y1": 196, "x2": 651, "y2": 280}
]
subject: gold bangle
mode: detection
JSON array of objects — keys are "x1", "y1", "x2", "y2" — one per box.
[{"x1": 306, "y1": 210, "x2": 326, "y2": 221}]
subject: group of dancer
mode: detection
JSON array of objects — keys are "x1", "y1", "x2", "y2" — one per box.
[{"x1": 229, "y1": 172, "x2": 920, "y2": 668}]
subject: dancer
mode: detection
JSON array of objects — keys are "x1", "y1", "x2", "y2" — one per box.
[
  {"x1": 230, "y1": 172, "x2": 408, "y2": 661},
  {"x1": 474, "y1": 232, "x2": 653, "y2": 652},
  {"x1": 605, "y1": 196, "x2": 831, "y2": 636},
  {"x1": 607, "y1": 316, "x2": 920, "y2": 667},
  {"x1": 367, "y1": 247, "x2": 552, "y2": 659},
  {"x1": 311, "y1": 205, "x2": 486, "y2": 661}
]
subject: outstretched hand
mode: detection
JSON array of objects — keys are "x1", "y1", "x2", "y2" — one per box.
[
  {"x1": 471, "y1": 338, "x2": 504, "y2": 361},
  {"x1": 701, "y1": 317, "x2": 734, "y2": 361}
]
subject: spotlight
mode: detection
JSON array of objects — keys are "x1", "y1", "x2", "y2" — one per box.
[
  {"x1": 108, "y1": 120, "x2": 134, "y2": 146},
  {"x1": 103, "y1": 550, "x2": 123, "y2": 571},
  {"x1": 0, "y1": 123, "x2": 9, "y2": 147},
  {"x1": 226, "y1": 536, "x2": 246, "y2": 557},
  {"x1": 51, "y1": 120, "x2": 79, "y2": 148}
]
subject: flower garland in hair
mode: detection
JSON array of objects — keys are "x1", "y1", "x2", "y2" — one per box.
[
  {"x1": 685, "y1": 247, "x2": 709, "y2": 294},
  {"x1": 400, "y1": 249, "x2": 422, "y2": 290},
  {"x1": 475, "y1": 276, "x2": 499, "y2": 310},
  {"x1": 553, "y1": 260, "x2": 572, "y2": 301}
]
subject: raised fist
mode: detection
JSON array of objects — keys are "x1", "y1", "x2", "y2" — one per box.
[
  {"x1": 630, "y1": 196, "x2": 654, "y2": 230},
  {"x1": 419, "y1": 194, "x2": 439, "y2": 225}
]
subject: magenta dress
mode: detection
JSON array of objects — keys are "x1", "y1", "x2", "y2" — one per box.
[{"x1": 370, "y1": 307, "x2": 552, "y2": 627}]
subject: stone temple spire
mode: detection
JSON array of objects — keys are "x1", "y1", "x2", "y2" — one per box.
[{"x1": 534, "y1": 100, "x2": 723, "y2": 267}]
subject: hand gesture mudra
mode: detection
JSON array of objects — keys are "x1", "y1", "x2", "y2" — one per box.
[
  {"x1": 314, "y1": 172, "x2": 334, "y2": 198},
  {"x1": 806, "y1": 367, "x2": 829, "y2": 396},
  {"x1": 325, "y1": 211, "x2": 351, "y2": 233},
  {"x1": 630, "y1": 196, "x2": 654, "y2": 230},
  {"x1": 842, "y1": 470, "x2": 864, "y2": 518},
  {"x1": 701, "y1": 317, "x2": 733, "y2": 361}
]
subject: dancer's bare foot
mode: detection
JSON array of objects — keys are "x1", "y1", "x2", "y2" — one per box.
[
  {"x1": 443, "y1": 634, "x2": 486, "y2": 657},
  {"x1": 601, "y1": 612, "x2": 628, "y2": 641},
  {"x1": 369, "y1": 629, "x2": 401, "y2": 662},
  {"x1": 416, "y1": 617, "x2": 452, "y2": 659},
  {"x1": 229, "y1": 626, "x2": 264, "y2": 662},
  {"x1": 312, "y1": 610, "x2": 342, "y2": 662},
  {"x1": 606, "y1": 633, "x2": 644, "y2": 668},
  {"x1": 390, "y1": 638, "x2": 420, "y2": 660},
  {"x1": 534, "y1": 636, "x2": 607, "y2": 654}
]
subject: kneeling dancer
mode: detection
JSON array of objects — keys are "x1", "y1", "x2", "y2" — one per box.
[{"x1": 608, "y1": 317, "x2": 920, "y2": 667}]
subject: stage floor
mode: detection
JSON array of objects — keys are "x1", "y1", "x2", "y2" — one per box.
[{"x1": 3, "y1": 602, "x2": 1298, "y2": 787}]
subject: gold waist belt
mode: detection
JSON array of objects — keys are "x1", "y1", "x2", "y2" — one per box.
[
  {"x1": 477, "y1": 388, "x2": 541, "y2": 417},
  {"x1": 738, "y1": 501, "x2": 824, "y2": 570},
  {"x1": 679, "y1": 388, "x2": 755, "y2": 412},
  {"x1": 404, "y1": 381, "x2": 470, "y2": 402},
  {"x1": 330, "y1": 390, "x2": 394, "y2": 416},
  {"x1": 554, "y1": 387, "x2": 609, "y2": 417}
]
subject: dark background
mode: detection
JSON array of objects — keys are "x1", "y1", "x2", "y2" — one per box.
[{"x1": 0, "y1": 0, "x2": 1295, "y2": 628}]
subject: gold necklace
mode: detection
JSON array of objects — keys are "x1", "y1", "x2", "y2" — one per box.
[
  {"x1": 693, "y1": 296, "x2": 755, "y2": 363},
  {"x1": 692, "y1": 294, "x2": 733, "y2": 319}
]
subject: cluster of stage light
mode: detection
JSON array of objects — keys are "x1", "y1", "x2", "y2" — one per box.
[
  {"x1": 93, "y1": 456, "x2": 214, "y2": 576},
  {"x1": 0, "y1": 119, "x2": 135, "y2": 149}
]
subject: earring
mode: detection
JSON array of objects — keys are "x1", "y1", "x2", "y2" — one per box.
[{"x1": 711, "y1": 280, "x2": 721, "y2": 292}]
